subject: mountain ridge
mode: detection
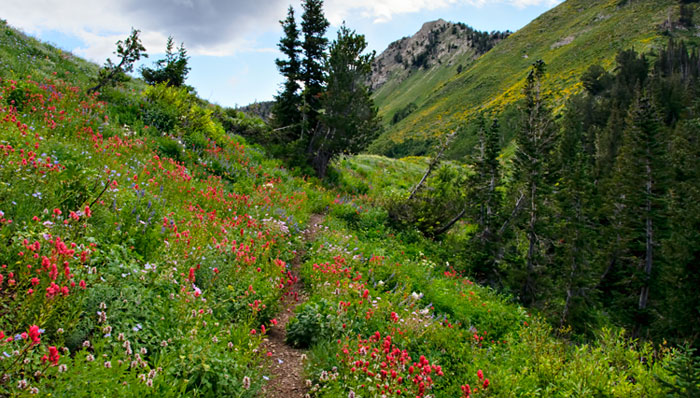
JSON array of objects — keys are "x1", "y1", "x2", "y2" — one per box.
[{"x1": 369, "y1": 19, "x2": 508, "y2": 138}]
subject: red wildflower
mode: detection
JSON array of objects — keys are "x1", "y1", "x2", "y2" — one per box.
[{"x1": 48, "y1": 346, "x2": 60, "y2": 365}]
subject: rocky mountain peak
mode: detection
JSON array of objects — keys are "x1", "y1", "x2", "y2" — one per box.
[{"x1": 370, "y1": 19, "x2": 509, "y2": 90}]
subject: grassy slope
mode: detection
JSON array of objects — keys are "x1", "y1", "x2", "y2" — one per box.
[
  {"x1": 333, "y1": 154, "x2": 429, "y2": 195},
  {"x1": 372, "y1": 51, "x2": 474, "y2": 124},
  {"x1": 0, "y1": 19, "x2": 108, "y2": 87},
  {"x1": 0, "y1": 19, "x2": 684, "y2": 398},
  {"x1": 0, "y1": 19, "x2": 320, "y2": 397},
  {"x1": 370, "y1": 0, "x2": 692, "y2": 156}
]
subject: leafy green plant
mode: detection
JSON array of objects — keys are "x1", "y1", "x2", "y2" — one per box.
[
  {"x1": 657, "y1": 346, "x2": 700, "y2": 397},
  {"x1": 286, "y1": 299, "x2": 344, "y2": 348}
]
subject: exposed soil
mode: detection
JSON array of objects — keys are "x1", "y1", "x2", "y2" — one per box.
[{"x1": 258, "y1": 214, "x2": 324, "y2": 398}]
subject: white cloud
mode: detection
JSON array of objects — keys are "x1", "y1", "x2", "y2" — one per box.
[
  {"x1": 325, "y1": 0, "x2": 458, "y2": 24},
  {"x1": 3, "y1": 0, "x2": 287, "y2": 60},
  {"x1": 325, "y1": 0, "x2": 562, "y2": 24},
  {"x1": 3, "y1": 0, "x2": 562, "y2": 60}
]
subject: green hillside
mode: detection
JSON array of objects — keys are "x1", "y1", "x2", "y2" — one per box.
[
  {"x1": 0, "y1": 19, "x2": 100, "y2": 86},
  {"x1": 370, "y1": 0, "x2": 696, "y2": 157}
]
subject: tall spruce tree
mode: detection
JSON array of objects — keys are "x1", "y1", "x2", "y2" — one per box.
[
  {"x1": 308, "y1": 24, "x2": 381, "y2": 178},
  {"x1": 553, "y1": 94, "x2": 599, "y2": 331},
  {"x1": 655, "y1": 41, "x2": 700, "y2": 342},
  {"x1": 273, "y1": 6, "x2": 303, "y2": 137},
  {"x1": 607, "y1": 94, "x2": 669, "y2": 334},
  {"x1": 512, "y1": 60, "x2": 557, "y2": 305},
  {"x1": 466, "y1": 115, "x2": 503, "y2": 284},
  {"x1": 300, "y1": 0, "x2": 330, "y2": 137},
  {"x1": 663, "y1": 115, "x2": 700, "y2": 343}
]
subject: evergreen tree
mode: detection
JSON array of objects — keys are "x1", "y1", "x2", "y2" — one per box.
[
  {"x1": 595, "y1": 106, "x2": 626, "y2": 180},
  {"x1": 307, "y1": 24, "x2": 381, "y2": 178},
  {"x1": 140, "y1": 36, "x2": 190, "y2": 88},
  {"x1": 300, "y1": 0, "x2": 330, "y2": 137},
  {"x1": 662, "y1": 115, "x2": 700, "y2": 343},
  {"x1": 512, "y1": 60, "x2": 557, "y2": 305},
  {"x1": 88, "y1": 28, "x2": 147, "y2": 94},
  {"x1": 552, "y1": 95, "x2": 599, "y2": 332},
  {"x1": 679, "y1": 4, "x2": 694, "y2": 28},
  {"x1": 465, "y1": 115, "x2": 503, "y2": 284},
  {"x1": 606, "y1": 95, "x2": 669, "y2": 334},
  {"x1": 273, "y1": 6, "x2": 303, "y2": 137}
]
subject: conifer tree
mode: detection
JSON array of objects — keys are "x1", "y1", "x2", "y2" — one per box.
[
  {"x1": 607, "y1": 95, "x2": 669, "y2": 333},
  {"x1": 465, "y1": 115, "x2": 503, "y2": 283},
  {"x1": 308, "y1": 24, "x2": 381, "y2": 178},
  {"x1": 662, "y1": 115, "x2": 700, "y2": 341},
  {"x1": 512, "y1": 60, "x2": 557, "y2": 305},
  {"x1": 273, "y1": 6, "x2": 303, "y2": 137},
  {"x1": 300, "y1": 0, "x2": 330, "y2": 137},
  {"x1": 553, "y1": 95, "x2": 599, "y2": 331},
  {"x1": 141, "y1": 36, "x2": 190, "y2": 88},
  {"x1": 88, "y1": 28, "x2": 147, "y2": 94}
]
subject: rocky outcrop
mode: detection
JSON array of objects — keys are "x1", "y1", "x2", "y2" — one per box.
[{"x1": 370, "y1": 19, "x2": 509, "y2": 90}]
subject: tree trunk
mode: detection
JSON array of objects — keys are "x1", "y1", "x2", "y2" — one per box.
[
  {"x1": 523, "y1": 181, "x2": 538, "y2": 305},
  {"x1": 639, "y1": 162, "x2": 653, "y2": 310},
  {"x1": 408, "y1": 131, "x2": 455, "y2": 201},
  {"x1": 498, "y1": 192, "x2": 525, "y2": 237},
  {"x1": 87, "y1": 57, "x2": 128, "y2": 94},
  {"x1": 432, "y1": 207, "x2": 466, "y2": 237}
]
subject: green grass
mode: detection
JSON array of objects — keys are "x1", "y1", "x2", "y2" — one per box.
[
  {"x1": 0, "y1": 19, "x2": 106, "y2": 87},
  {"x1": 297, "y1": 201, "x2": 678, "y2": 397},
  {"x1": 332, "y1": 154, "x2": 429, "y2": 195},
  {"x1": 370, "y1": 0, "x2": 698, "y2": 157},
  {"x1": 373, "y1": 51, "x2": 477, "y2": 126}
]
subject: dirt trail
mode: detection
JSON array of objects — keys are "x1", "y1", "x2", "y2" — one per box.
[{"x1": 259, "y1": 214, "x2": 324, "y2": 398}]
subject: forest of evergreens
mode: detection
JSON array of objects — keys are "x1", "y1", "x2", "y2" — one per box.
[{"x1": 387, "y1": 41, "x2": 700, "y2": 347}]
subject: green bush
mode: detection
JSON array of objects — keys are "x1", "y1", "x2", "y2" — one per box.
[{"x1": 286, "y1": 299, "x2": 344, "y2": 348}]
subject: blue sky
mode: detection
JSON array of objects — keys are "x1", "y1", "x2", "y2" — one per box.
[{"x1": 3, "y1": 0, "x2": 561, "y2": 108}]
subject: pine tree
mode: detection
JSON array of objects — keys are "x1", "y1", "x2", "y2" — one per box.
[
  {"x1": 662, "y1": 115, "x2": 700, "y2": 342},
  {"x1": 273, "y1": 6, "x2": 303, "y2": 137},
  {"x1": 595, "y1": 106, "x2": 626, "y2": 180},
  {"x1": 307, "y1": 24, "x2": 381, "y2": 178},
  {"x1": 465, "y1": 115, "x2": 503, "y2": 283},
  {"x1": 141, "y1": 36, "x2": 190, "y2": 88},
  {"x1": 552, "y1": 95, "x2": 599, "y2": 331},
  {"x1": 512, "y1": 60, "x2": 558, "y2": 305},
  {"x1": 607, "y1": 94, "x2": 669, "y2": 334},
  {"x1": 300, "y1": 0, "x2": 330, "y2": 137},
  {"x1": 88, "y1": 28, "x2": 147, "y2": 94}
]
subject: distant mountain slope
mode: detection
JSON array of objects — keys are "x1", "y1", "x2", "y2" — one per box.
[
  {"x1": 370, "y1": 19, "x2": 507, "y2": 139},
  {"x1": 237, "y1": 100, "x2": 274, "y2": 122},
  {"x1": 369, "y1": 0, "x2": 696, "y2": 158}
]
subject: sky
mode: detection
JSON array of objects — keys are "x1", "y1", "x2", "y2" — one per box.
[{"x1": 3, "y1": 0, "x2": 562, "y2": 108}]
